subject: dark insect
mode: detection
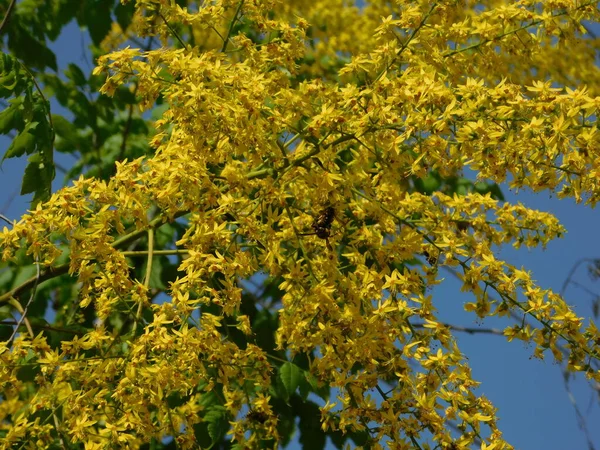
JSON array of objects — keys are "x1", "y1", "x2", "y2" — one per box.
[
  {"x1": 423, "y1": 250, "x2": 438, "y2": 266},
  {"x1": 246, "y1": 410, "x2": 269, "y2": 424},
  {"x1": 312, "y1": 206, "x2": 335, "y2": 239},
  {"x1": 456, "y1": 220, "x2": 470, "y2": 232},
  {"x1": 298, "y1": 206, "x2": 337, "y2": 253}
]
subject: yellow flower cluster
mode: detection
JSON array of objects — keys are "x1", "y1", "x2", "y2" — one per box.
[{"x1": 1, "y1": 0, "x2": 600, "y2": 448}]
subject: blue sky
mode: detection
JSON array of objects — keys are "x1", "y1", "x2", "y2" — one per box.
[{"x1": 1, "y1": 16, "x2": 599, "y2": 450}]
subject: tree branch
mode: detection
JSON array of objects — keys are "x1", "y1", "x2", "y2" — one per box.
[
  {"x1": 0, "y1": 0, "x2": 17, "y2": 35},
  {"x1": 221, "y1": 0, "x2": 245, "y2": 53},
  {"x1": 0, "y1": 211, "x2": 187, "y2": 306},
  {"x1": 412, "y1": 322, "x2": 505, "y2": 336}
]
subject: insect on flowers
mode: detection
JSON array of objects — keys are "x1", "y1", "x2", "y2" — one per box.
[{"x1": 299, "y1": 206, "x2": 339, "y2": 252}]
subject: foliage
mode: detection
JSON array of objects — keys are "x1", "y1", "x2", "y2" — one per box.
[
  {"x1": 0, "y1": 51, "x2": 55, "y2": 205},
  {"x1": 1, "y1": 0, "x2": 600, "y2": 448}
]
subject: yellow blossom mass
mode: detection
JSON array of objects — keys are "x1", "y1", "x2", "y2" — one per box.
[{"x1": 1, "y1": 0, "x2": 600, "y2": 448}]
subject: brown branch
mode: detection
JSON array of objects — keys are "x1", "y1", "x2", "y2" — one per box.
[
  {"x1": 221, "y1": 0, "x2": 245, "y2": 53},
  {"x1": 560, "y1": 258, "x2": 598, "y2": 296},
  {"x1": 157, "y1": 11, "x2": 186, "y2": 48},
  {"x1": 561, "y1": 369, "x2": 597, "y2": 450},
  {"x1": 412, "y1": 322, "x2": 505, "y2": 336},
  {"x1": 0, "y1": 0, "x2": 16, "y2": 35},
  {"x1": 0, "y1": 320, "x2": 84, "y2": 336},
  {"x1": 0, "y1": 188, "x2": 18, "y2": 215},
  {"x1": 0, "y1": 211, "x2": 187, "y2": 306},
  {"x1": 0, "y1": 265, "x2": 68, "y2": 306},
  {"x1": 7, "y1": 260, "x2": 40, "y2": 344}
]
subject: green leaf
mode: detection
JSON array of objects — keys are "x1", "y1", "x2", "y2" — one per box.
[
  {"x1": 67, "y1": 90, "x2": 94, "y2": 127},
  {"x1": 115, "y1": 1, "x2": 136, "y2": 32},
  {"x1": 279, "y1": 362, "x2": 302, "y2": 399},
  {"x1": 114, "y1": 85, "x2": 137, "y2": 106},
  {"x1": 8, "y1": 27, "x2": 57, "y2": 71},
  {"x1": 46, "y1": 1, "x2": 76, "y2": 41},
  {"x1": 3, "y1": 122, "x2": 38, "y2": 160},
  {"x1": 10, "y1": 265, "x2": 37, "y2": 290},
  {"x1": 27, "y1": 316, "x2": 50, "y2": 331},
  {"x1": 52, "y1": 114, "x2": 81, "y2": 153},
  {"x1": 0, "y1": 53, "x2": 18, "y2": 75},
  {"x1": 151, "y1": 103, "x2": 169, "y2": 121},
  {"x1": 155, "y1": 223, "x2": 176, "y2": 247},
  {"x1": 349, "y1": 429, "x2": 370, "y2": 446},
  {"x1": 17, "y1": 362, "x2": 41, "y2": 382},
  {"x1": 64, "y1": 64, "x2": 87, "y2": 87},
  {"x1": 0, "y1": 103, "x2": 20, "y2": 134},
  {"x1": 253, "y1": 309, "x2": 278, "y2": 353},
  {"x1": 198, "y1": 390, "x2": 220, "y2": 409},
  {"x1": 421, "y1": 172, "x2": 441, "y2": 194},
  {"x1": 330, "y1": 429, "x2": 348, "y2": 448},
  {"x1": 1, "y1": 87, "x2": 55, "y2": 204},
  {"x1": 0, "y1": 304, "x2": 13, "y2": 321},
  {"x1": 166, "y1": 392, "x2": 185, "y2": 409},
  {"x1": 0, "y1": 70, "x2": 18, "y2": 93},
  {"x1": 456, "y1": 184, "x2": 468, "y2": 196},
  {"x1": 276, "y1": 405, "x2": 296, "y2": 447},
  {"x1": 0, "y1": 323, "x2": 13, "y2": 341},
  {"x1": 306, "y1": 373, "x2": 329, "y2": 401},
  {"x1": 21, "y1": 152, "x2": 54, "y2": 204},
  {"x1": 473, "y1": 181, "x2": 505, "y2": 201},
  {"x1": 298, "y1": 371, "x2": 311, "y2": 400},
  {"x1": 0, "y1": 54, "x2": 26, "y2": 99},
  {"x1": 473, "y1": 182, "x2": 488, "y2": 194},
  {"x1": 17, "y1": 349, "x2": 40, "y2": 382},
  {"x1": 298, "y1": 401, "x2": 326, "y2": 450},
  {"x1": 204, "y1": 406, "x2": 229, "y2": 444},
  {"x1": 41, "y1": 73, "x2": 70, "y2": 106},
  {"x1": 488, "y1": 182, "x2": 505, "y2": 201},
  {"x1": 82, "y1": 0, "x2": 113, "y2": 46}
]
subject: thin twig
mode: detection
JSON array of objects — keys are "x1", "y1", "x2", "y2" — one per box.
[
  {"x1": 6, "y1": 297, "x2": 34, "y2": 338},
  {"x1": 133, "y1": 229, "x2": 154, "y2": 334},
  {"x1": 563, "y1": 372, "x2": 597, "y2": 450},
  {"x1": 443, "y1": 2, "x2": 597, "y2": 59},
  {"x1": 221, "y1": 0, "x2": 245, "y2": 53},
  {"x1": 18, "y1": 62, "x2": 54, "y2": 140},
  {"x1": 566, "y1": 279, "x2": 598, "y2": 299},
  {"x1": 283, "y1": 204, "x2": 318, "y2": 282},
  {"x1": 0, "y1": 320, "x2": 85, "y2": 335},
  {"x1": 412, "y1": 322, "x2": 504, "y2": 335},
  {"x1": 0, "y1": 264, "x2": 69, "y2": 306},
  {"x1": 157, "y1": 11, "x2": 186, "y2": 48},
  {"x1": 0, "y1": 188, "x2": 18, "y2": 215},
  {"x1": 559, "y1": 258, "x2": 599, "y2": 450},
  {"x1": 560, "y1": 258, "x2": 596, "y2": 296},
  {"x1": 0, "y1": 211, "x2": 187, "y2": 305},
  {"x1": 0, "y1": 0, "x2": 17, "y2": 35},
  {"x1": 52, "y1": 411, "x2": 67, "y2": 450},
  {"x1": 7, "y1": 259, "x2": 40, "y2": 344},
  {"x1": 375, "y1": 2, "x2": 438, "y2": 82},
  {"x1": 352, "y1": 188, "x2": 600, "y2": 363},
  {"x1": 122, "y1": 249, "x2": 188, "y2": 256}
]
